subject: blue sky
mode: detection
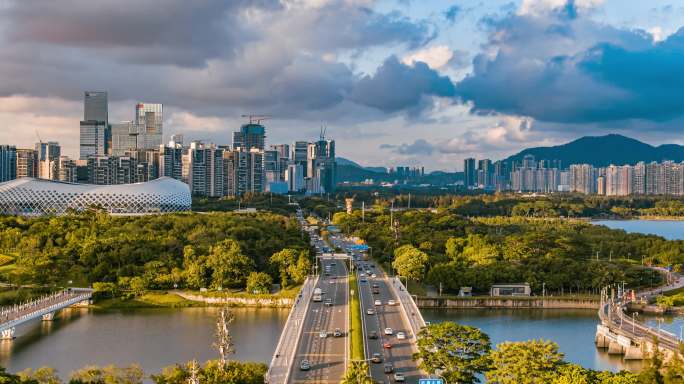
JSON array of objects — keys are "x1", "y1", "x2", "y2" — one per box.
[{"x1": 1, "y1": 0, "x2": 684, "y2": 170}]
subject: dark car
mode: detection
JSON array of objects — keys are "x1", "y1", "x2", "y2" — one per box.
[
  {"x1": 371, "y1": 353, "x2": 382, "y2": 363},
  {"x1": 333, "y1": 328, "x2": 343, "y2": 337},
  {"x1": 300, "y1": 359, "x2": 311, "y2": 371},
  {"x1": 368, "y1": 330, "x2": 378, "y2": 339},
  {"x1": 383, "y1": 363, "x2": 394, "y2": 373}
]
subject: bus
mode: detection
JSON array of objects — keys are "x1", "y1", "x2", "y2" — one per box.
[{"x1": 313, "y1": 288, "x2": 322, "y2": 302}]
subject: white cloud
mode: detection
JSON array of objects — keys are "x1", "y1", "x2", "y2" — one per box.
[
  {"x1": 518, "y1": 0, "x2": 604, "y2": 16},
  {"x1": 402, "y1": 45, "x2": 454, "y2": 70}
]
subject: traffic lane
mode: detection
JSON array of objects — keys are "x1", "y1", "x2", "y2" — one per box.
[
  {"x1": 375, "y1": 280, "x2": 421, "y2": 383},
  {"x1": 360, "y1": 274, "x2": 389, "y2": 381},
  {"x1": 290, "y1": 259, "x2": 347, "y2": 383},
  {"x1": 364, "y1": 265, "x2": 421, "y2": 383}
]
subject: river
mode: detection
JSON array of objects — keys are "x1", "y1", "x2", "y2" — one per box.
[
  {"x1": 594, "y1": 219, "x2": 684, "y2": 240},
  {"x1": 0, "y1": 307, "x2": 287, "y2": 377}
]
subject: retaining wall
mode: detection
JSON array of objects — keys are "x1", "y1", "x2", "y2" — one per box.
[{"x1": 416, "y1": 296, "x2": 600, "y2": 309}]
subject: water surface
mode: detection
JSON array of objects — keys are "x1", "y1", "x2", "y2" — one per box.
[
  {"x1": 0, "y1": 307, "x2": 287, "y2": 377},
  {"x1": 422, "y1": 308, "x2": 643, "y2": 372},
  {"x1": 593, "y1": 219, "x2": 684, "y2": 240}
]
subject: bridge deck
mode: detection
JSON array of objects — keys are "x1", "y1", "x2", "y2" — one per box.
[{"x1": 0, "y1": 288, "x2": 92, "y2": 333}]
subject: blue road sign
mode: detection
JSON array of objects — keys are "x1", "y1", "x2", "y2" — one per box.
[{"x1": 419, "y1": 379, "x2": 443, "y2": 384}]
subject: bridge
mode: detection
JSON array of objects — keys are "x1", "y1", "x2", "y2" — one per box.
[
  {"x1": 0, "y1": 288, "x2": 93, "y2": 339},
  {"x1": 596, "y1": 287, "x2": 682, "y2": 361}
]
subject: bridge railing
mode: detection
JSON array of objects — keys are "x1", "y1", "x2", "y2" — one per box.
[
  {"x1": 389, "y1": 277, "x2": 426, "y2": 339},
  {"x1": 0, "y1": 288, "x2": 93, "y2": 332}
]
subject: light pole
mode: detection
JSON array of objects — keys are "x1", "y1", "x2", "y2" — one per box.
[{"x1": 632, "y1": 312, "x2": 638, "y2": 333}]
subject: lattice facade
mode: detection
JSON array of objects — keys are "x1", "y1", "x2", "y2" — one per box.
[{"x1": 0, "y1": 177, "x2": 191, "y2": 216}]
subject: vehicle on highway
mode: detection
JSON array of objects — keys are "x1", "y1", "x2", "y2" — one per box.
[
  {"x1": 333, "y1": 328, "x2": 342, "y2": 337},
  {"x1": 371, "y1": 353, "x2": 382, "y2": 363},
  {"x1": 396, "y1": 331, "x2": 406, "y2": 339},
  {"x1": 368, "y1": 330, "x2": 378, "y2": 339},
  {"x1": 319, "y1": 330, "x2": 327, "y2": 338},
  {"x1": 384, "y1": 327, "x2": 393, "y2": 335},
  {"x1": 374, "y1": 300, "x2": 382, "y2": 306},
  {"x1": 393, "y1": 373, "x2": 405, "y2": 382},
  {"x1": 324, "y1": 298, "x2": 333, "y2": 306},
  {"x1": 383, "y1": 363, "x2": 394, "y2": 373},
  {"x1": 300, "y1": 359, "x2": 311, "y2": 371},
  {"x1": 388, "y1": 299, "x2": 396, "y2": 306},
  {"x1": 371, "y1": 273, "x2": 377, "y2": 278},
  {"x1": 383, "y1": 342, "x2": 392, "y2": 349},
  {"x1": 313, "y1": 288, "x2": 322, "y2": 302},
  {"x1": 359, "y1": 272, "x2": 365, "y2": 277},
  {"x1": 366, "y1": 308, "x2": 375, "y2": 315},
  {"x1": 360, "y1": 278, "x2": 367, "y2": 283},
  {"x1": 331, "y1": 262, "x2": 336, "y2": 266}
]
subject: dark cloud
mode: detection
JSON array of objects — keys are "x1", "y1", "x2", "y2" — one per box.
[
  {"x1": 380, "y1": 139, "x2": 435, "y2": 155},
  {"x1": 350, "y1": 56, "x2": 455, "y2": 114},
  {"x1": 0, "y1": 1, "x2": 438, "y2": 120},
  {"x1": 454, "y1": 0, "x2": 684, "y2": 125}
]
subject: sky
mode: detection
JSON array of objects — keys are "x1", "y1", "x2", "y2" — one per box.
[{"x1": 1, "y1": 0, "x2": 684, "y2": 171}]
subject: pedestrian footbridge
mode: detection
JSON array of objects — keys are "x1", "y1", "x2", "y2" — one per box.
[{"x1": 0, "y1": 288, "x2": 93, "y2": 339}]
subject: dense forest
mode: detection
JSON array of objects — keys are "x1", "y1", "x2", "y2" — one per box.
[
  {"x1": 330, "y1": 191, "x2": 684, "y2": 218},
  {"x1": 332, "y1": 209, "x2": 682, "y2": 294},
  {"x1": 0, "y1": 212, "x2": 312, "y2": 293}
]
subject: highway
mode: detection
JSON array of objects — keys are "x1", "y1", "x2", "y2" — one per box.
[
  {"x1": 289, "y1": 257, "x2": 349, "y2": 383},
  {"x1": 357, "y1": 259, "x2": 422, "y2": 383}
]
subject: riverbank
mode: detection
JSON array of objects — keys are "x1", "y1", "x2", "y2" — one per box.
[
  {"x1": 416, "y1": 295, "x2": 600, "y2": 309},
  {"x1": 93, "y1": 287, "x2": 302, "y2": 309}
]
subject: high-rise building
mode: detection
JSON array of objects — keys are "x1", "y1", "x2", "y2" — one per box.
[
  {"x1": 0, "y1": 145, "x2": 17, "y2": 182},
  {"x1": 569, "y1": 164, "x2": 597, "y2": 194},
  {"x1": 80, "y1": 120, "x2": 108, "y2": 159},
  {"x1": 135, "y1": 103, "x2": 163, "y2": 150},
  {"x1": 233, "y1": 123, "x2": 265, "y2": 151},
  {"x1": 87, "y1": 156, "x2": 137, "y2": 185},
  {"x1": 463, "y1": 158, "x2": 476, "y2": 188},
  {"x1": 84, "y1": 91, "x2": 108, "y2": 123},
  {"x1": 286, "y1": 162, "x2": 305, "y2": 192},
  {"x1": 111, "y1": 121, "x2": 138, "y2": 156},
  {"x1": 169, "y1": 134, "x2": 184, "y2": 147},
  {"x1": 306, "y1": 138, "x2": 336, "y2": 193},
  {"x1": 35, "y1": 142, "x2": 61, "y2": 163},
  {"x1": 477, "y1": 159, "x2": 494, "y2": 189},
  {"x1": 16, "y1": 149, "x2": 36, "y2": 178},
  {"x1": 182, "y1": 142, "x2": 224, "y2": 197},
  {"x1": 291, "y1": 141, "x2": 308, "y2": 176},
  {"x1": 57, "y1": 156, "x2": 78, "y2": 183},
  {"x1": 223, "y1": 148, "x2": 264, "y2": 196},
  {"x1": 159, "y1": 144, "x2": 183, "y2": 181}
]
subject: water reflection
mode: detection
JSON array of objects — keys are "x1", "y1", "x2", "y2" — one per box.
[
  {"x1": 0, "y1": 307, "x2": 288, "y2": 378},
  {"x1": 422, "y1": 308, "x2": 644, "y2": 372}
]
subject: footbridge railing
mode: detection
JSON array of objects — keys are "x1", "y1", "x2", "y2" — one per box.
[{"x1": 0, "y1": 288, "x2": 93, "y2": 339}]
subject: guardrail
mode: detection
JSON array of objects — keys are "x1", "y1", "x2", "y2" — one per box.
[
  {"x1": 265, "y1": 275, "x2": 318, "y2": 384},
  {"x1": 388, "y1": 277, "x2": 426, "y2": 340},
  {"x1": 0, "y1": 288, "x2": 93, "y2": 335}
]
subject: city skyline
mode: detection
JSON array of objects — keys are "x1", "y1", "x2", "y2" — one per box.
[{"x1": 2, "y1": 1, "x2": 684, "y2": 171}]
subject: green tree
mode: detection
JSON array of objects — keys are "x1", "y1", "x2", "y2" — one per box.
[
  {"x1": 18, "y1": 367, "x2": 62, "y2": 384},
  {"x1": 207, "y1": 240, "x2": 254, "y2": 289},
  {"x1": 392, "y1": 245, "x2": 429, "y2": 282},
  {"x1": 69, "y1": 364, "x2": 144, "y2": 384},
  {"x1": 245, "y1": 272, "x2": 273, "y2": 294},
  {"x1": 270, "y1": 249, "x2": 300, "y2": 287},
  {"x1": 129, "y1": 277, "x2": 146, "y2": 297},
  {"x1": 414, "y1": 322, "x2": 491, "y2": 384},
  {"x1": 341, "y1": 361, "x2": 373, "y2": 384},
  {"x1": 486, "y1": 340, "x2": 564, "y2": 384}
]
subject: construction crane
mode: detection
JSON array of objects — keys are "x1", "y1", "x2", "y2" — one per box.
[{"x1": 241, "y1": 114, "x2": 272, "y2": 124}]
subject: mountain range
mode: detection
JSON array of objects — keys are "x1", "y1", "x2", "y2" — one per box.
[
  {"x1": 504, "y1": 134, "x2": 684, "y2": 167},
  {"x1": 337, "y1": 134, "x2": 684, "y2": 184}
]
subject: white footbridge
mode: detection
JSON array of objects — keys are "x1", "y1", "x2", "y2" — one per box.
[{"x1": 0, "y1": 288, "x2": 93, "y2": 339}]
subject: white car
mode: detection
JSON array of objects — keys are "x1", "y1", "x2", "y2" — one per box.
[
  {"x1": 367, "y1": 308, "x2": 376, "y2": 315},
  {"x1": 396, "y1": 331, "x2": 406, "y2": 340},
  {"x1": 387, "y1": 299, "x2": 396, "y2": 306},
  {"x1": 393, "y1": 372, "x2": 405, "y2": 382},
  {"x1": 374, "y1": 300, "x2": 382, "y2": 306},
  {"x1": 384, "y1": 327, "x2": 393, "y2": 335},
  {"x1": 371, "y1": 273, "x2": 377, "y2": 278},
  {"x1": 319, "y1": 330, "x2": 327, "y2": 338}
]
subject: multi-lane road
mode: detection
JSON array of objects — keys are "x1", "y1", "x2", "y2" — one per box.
[
  {"x1": 357, "y1": 259, "x2": 422, "y2": 383},
  {"x1": 289, "y1": 257, "x2": 349, "y2": 383}
]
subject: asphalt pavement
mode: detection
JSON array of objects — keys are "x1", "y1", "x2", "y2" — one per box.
[
  {"x1": 357, "y1": 260, "x2": 422, "y2": 384},
  {"x1": 289, "y1": 258, "x2": 349, "y2": 383}
]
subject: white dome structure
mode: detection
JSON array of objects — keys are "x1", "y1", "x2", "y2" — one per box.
[{"x1": 0, "y1": 177, "x2": 191, "y2": 216}]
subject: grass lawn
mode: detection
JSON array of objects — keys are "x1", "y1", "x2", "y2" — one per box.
[
  {"x1": 349, "y1": 272, "x2": 364, "y2": 361},
  {"x1": 190, "y1": 284, "x2": 302, "y2": 300},
  {"x1": 94, "y1": 291, "x2": 202, "y2": 309}
]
